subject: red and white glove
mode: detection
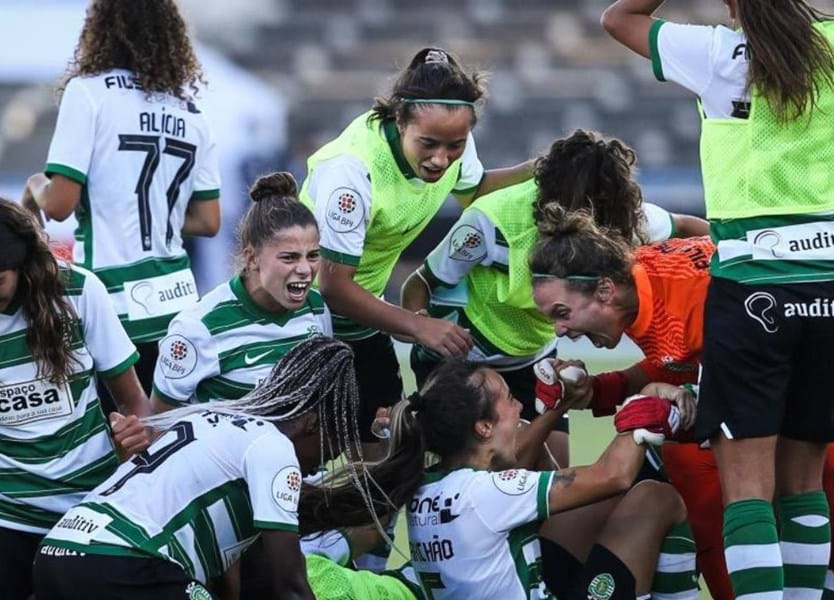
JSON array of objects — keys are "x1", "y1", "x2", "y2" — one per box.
[
  {"x1": 534, "y1": 360, "x2": 587, "y2": 414},
  {"x1": 614, "y1": 395, "x2": 681, "y2": 445}
]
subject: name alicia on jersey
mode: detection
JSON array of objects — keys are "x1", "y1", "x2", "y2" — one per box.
[{"x1": 140, "y1": 109, "x2": 186, "y2": 138}]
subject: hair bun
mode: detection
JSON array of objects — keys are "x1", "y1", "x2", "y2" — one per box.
[{"x1": 249, "y1": 171, "x2": 298, "y2": 203}]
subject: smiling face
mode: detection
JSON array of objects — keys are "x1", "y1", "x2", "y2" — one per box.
[
  {"x1": 532, "y1": 278, "x2": 627, "y2": 349},
  {"x1": 398, "y1": 105, "x2": 472, "y2": 183},
  {"x1": 479, "y1": 369, "x2": 523, "y2": 470},
  {"x1": 245, "y1": 225, "x2": 320, "y2": 313},
  {"x1": 0, "y1": 270, "x2": 19, "y2": 313}
]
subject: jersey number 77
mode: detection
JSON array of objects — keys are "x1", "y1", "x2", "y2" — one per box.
[{"x1": 118, "y1": 134, "x2": 197, "y2": 252}]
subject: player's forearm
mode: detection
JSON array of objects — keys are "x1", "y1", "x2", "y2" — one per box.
[
  {"x1": 320, "y1": 273, "x2": 421, "y2": 339},
  {"x1": 516, "y1": 409, "x2": 567, "y2": 470},
  {"x1": 182, "y1": 199, "x2": 221, "y2": 237},
  {"x1": 104, "y1": 369, "x2": 151, "y2": 417},
  {"x1": 473, "y1": 159, "x2": 535, "y2": 200},
  {"x1": 27, "y1": 173, "x2": 78, "y2": 221}
]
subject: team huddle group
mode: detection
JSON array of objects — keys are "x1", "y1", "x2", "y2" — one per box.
[{"x1": 3, "y1": 0, "x2": 834, "y2": 599}]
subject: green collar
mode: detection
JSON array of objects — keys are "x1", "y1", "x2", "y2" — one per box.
[
  {"x1": 230, "y1": 275, "x2": 298, "y2": 327},
  {"x1": 382, "y1": 119, "x2": 417, "y2": 180}
]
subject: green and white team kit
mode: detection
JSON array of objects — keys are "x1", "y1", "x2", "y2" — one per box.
[
  {"x1": 0, "y1": 265, "x2": 137, "y2": 534},
  {"x1": 407, "y1": 467, "x2": 555, "y2": 600},
  {"x1": 153, "y1": 276, "x2": 331, "y2": 405},
  {"x1": 650, "y1": 20, "x2": 834, "y2": 284},
  {"x1": 300, "y1": 112, "x2": 484, "y2": 340},
  {"x1": 45, "y1": 69, "x2": 221, "y2": 342},
  {"x1": 42, "y1": 411, "x2": 302, "y2": 585},
  {"x1": 422, "y1": 179, "x2": 675, "y2": 367}
]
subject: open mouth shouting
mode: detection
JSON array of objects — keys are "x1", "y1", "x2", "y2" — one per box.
[{"x1": 286, "y1": 281, "x2": 310, "y2": 303}]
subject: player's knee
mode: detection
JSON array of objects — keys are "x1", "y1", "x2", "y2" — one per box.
[{"x1": 628, "y1": 480, "x2": 688, "y2": 525}]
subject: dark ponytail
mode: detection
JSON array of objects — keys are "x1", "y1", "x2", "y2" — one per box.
[
  {"x1": 297, "y1": 360, "x2": 495, "y2": 535},
  {"x1": 235, "y1": 171, "x2": 317, "y2": 271},
  {"x1": 533, "y1": 130, "x2": 647, "y2": 245},
  {"x1": 369, "y1": 47, "x2": 487, "y2": 126},
  {"x1": 738, "y1": 0, "x2": 834, "y2": 120}
]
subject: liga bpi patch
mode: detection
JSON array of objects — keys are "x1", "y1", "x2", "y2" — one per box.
[
  {"x1": 491, "y1": 469, "x2": 537, "y2": 496},
  {"x1": 448, "y1": 224, "x2": 486, "y2": 262},
  {"x1": 325, "y1": 187, "x2": 365, "y2": 233},
  {"x1": 159, "y1": 334, "x2": 198, "y2": 380},
  {"x1": 272, "y1": 465, "x2": 302, "y2": 512}
]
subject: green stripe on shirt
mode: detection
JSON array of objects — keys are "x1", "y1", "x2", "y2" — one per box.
[{"x1": 649, "y1": 19, "x2": 667, "y2": 82}]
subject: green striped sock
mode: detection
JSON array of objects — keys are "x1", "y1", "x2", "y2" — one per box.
[
  {"x1": 822, "y1": 569, "x2": 834, "y2": 600},
  {"x1": 651, "y1": 522, "x2": 699, "y2": 600},
  {"x1": 778, "y1": 491, "x2": 830, "y2": 600},
  {"x1": 724, "y1": 498, "x2": 784, "y2": 600}
]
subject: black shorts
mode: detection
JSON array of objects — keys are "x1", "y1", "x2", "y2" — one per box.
[
  {"x1": 410, "y1": 348, "x2": 570, "y2": 432},
  {"x1": 0, "y1": 526, "x2": 42, "y2": 600},
  {"x1": 348, "y1": 333, "x2": 404, "y2": 443},
  {"x1": 34, "y1": 547, "x2": 215, "y2": 600},
  {"x1": 696, "y1": 276, "x2": 834, "y2": 443}
]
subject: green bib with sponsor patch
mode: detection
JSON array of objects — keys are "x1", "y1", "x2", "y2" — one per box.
[
  {"x1": 300, "y1": 111, "x2": 461, "y2": 299},
  {"x1": 464, "y1": 180, "x2": 556, "y2": 356},
  {"x1": 700, "y1": 21, "x2": 834, "y2": 220}
]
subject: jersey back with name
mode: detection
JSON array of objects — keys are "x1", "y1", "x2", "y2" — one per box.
[
  {"x1": 43, "y1": 411, "x2": 302, "y2": 584},
  {"x1": 46, "y1": 70, "x2": 221, "y2": 341},
  {"x1": 407, "y1": 468, "x2": 554, "y2": 600}
]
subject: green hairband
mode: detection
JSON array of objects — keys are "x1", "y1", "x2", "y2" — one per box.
[
  {"x1": 403, "y1": 98, "x2": 476, "y2": 108},
  {"x1": 532, "y1": 273, "x2": 601, "y2": 282}
]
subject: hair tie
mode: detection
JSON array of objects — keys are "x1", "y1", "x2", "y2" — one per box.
[
  {"x1": 425, "y1": 50, "x2": 449, "y2": 64},
  {"x1": 402, "y1": 98, "x2": 476, "y2": 108},
  {"x1": 407, "y1": 391, "x2": 425, "y2": 412}
]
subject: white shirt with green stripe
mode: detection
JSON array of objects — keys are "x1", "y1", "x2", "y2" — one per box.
[
  {"x1": 153, "y1": 276, "x2": 332, "y2": 405},
  {"x1": 42, "y1": 411, "x2": 302, "y2": 584},
  {"x1": 0, "y1": 264, "x2": 137, "y2": 534},
  {"x1": 649, "y1": 20, "x2": 834, "y2": 284},
  {"x1": 407, "y1": 468, "x2": 555, "y2": 600},
  {"x1": 421, "y1": 202, "x2": 675, "y2": 369},
  {"x1": 46, "y1": 69, "x2": 222, "y2": 342}
]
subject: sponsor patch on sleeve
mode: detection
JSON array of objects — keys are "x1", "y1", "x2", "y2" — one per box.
[
  {"x1": 271, "y1": 465, "x2": 302, "y2": 512},
  {"x1": 491, "y1": 469, "x2": 537, "y2": 496},
  {"x1": 159, "y1": 334, "x2": 198, "y2": 380},
  {"x1": 448, "y1": 224, "x2": 486, "y2": 262},
  {"x1": 325, "y1": 187, "x2": 365, "y2": 233}
]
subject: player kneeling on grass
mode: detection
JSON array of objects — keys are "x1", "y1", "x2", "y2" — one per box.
[
  {"x1": 301, "y1": 360, "x2": 695, "y2": 600},
  {"x1": 33, "y1": 337, "x2": 378, "y2": 600}
]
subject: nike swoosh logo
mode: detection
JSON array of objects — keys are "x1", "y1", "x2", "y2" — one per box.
[{"x1": 244, "y1": 350, "x2": 272, "y2": 366}]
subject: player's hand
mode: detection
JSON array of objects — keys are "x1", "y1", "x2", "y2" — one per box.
[
  {"x1": 555, "y1": 359, "x2": 593, "y2": 409},
  {"x1": 109, "y1": 412, "x2": 150, "y2": 461},
  {"x1": 21, "y1": 186, "x2": 44, "y2": 227},
  {"x1": 371, "y1": 406, "x2": 392, "y2": 440},
  {"x1": 614, "y1": 395, "x2": 681, "y2": 445},
  {"x1": 533, "y1": 359, "x2": 589, "y2": 414},
  {"x1": 639, "y1": 382, "x2": 697, "y2": 431},
  {"x1": 413, "y1": 315, "x2": 473, "y2": 357}
]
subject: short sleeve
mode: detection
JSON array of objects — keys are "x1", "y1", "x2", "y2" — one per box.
[
  {"x1": 470, "y1": 470, "x2": 554, "y2": 533},
  {"x1": 308, "y1": 157, "x2": 373, "y2": 267},
  {"x1": 45, "y1": 78, "x2": 96, "y2": 184},
  {"x1": 641, "y1": 203, "x2": 675, "y2": 243},
  {"x1": 73, "y1": 268, "x2": 138, "y2": 378},
  {"x1": 152, "y1": 315, "x2": 220, "y2": 405},
  {"x1": 244, "y1": 434, "x2": 301, "y2": 532},
  {"x1": 452, "y1": 133, "x2": 485, "y2": 194},
  {"x1": 190, "y1": 116, "x2": 221, "y2": 201},
  {"x1": 425, "y1": 208, "x2": 496, "y2": 287},
  {"x1": 650, "y1": 21, "x2": 716, "y2": 96}
]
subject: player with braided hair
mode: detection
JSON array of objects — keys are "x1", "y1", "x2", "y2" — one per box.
[{"x1": 34, "y1": 336, "x2": 371, "y2": 600}]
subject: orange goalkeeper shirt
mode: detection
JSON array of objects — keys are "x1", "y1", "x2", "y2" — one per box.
[{"x1": 624, "y1": 236, "x2": 714, "y2": 385}]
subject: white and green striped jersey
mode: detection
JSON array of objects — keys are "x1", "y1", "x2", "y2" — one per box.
[
  {"x1": 649, "y1": 21, "x2": 834, "y2": 284},
  {"x1": 45, "y1": 69, "x2": 221, "y2": 343},
  {"x1": 407, "y1": 468, "x2": 555, "y2": 600},
  {"x1": 0, "y1": 264, "x2": 138, "y2": 534},
  {"x1": 153, "y1": 276, "x2": 332, "y2": 405},
  {"x1": 42, "y1": 411, "x2": 302, "y2": 584}
]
